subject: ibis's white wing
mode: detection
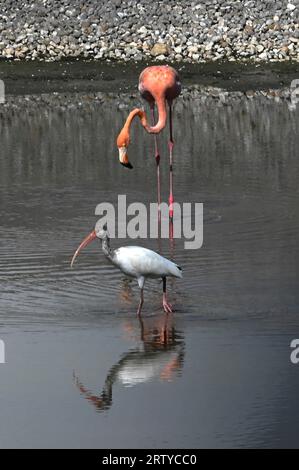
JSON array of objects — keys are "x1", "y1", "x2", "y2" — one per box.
[{"x1": 114, "y1": 246, "x2": 182, "y2": 279}]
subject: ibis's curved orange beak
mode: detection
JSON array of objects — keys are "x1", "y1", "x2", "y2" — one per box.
[
  {"x1": 70, "y1": 230, "x2": 97, "y2": 268},
  {"x1": 118, "y1": 146, "x2": 133, "y2": 169}
]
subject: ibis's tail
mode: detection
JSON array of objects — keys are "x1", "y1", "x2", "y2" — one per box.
[
  {"x1": 168, "y1": 261, "x2": 183, "y2": 279},
  {"x1": 175, "y1": 264, "x2": 183, "y2": 278}
]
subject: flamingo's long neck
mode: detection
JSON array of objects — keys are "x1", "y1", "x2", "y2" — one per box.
[
  {"x1": 123, "y1": 95, "x2": 167, "y2": 137},
  {"x1": 146, "y1": 95, "x2": 167, "y2": 134}
]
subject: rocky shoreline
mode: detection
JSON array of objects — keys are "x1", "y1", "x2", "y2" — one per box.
[
  {"x1": 0, "y1": 86, "x2": 296, "y2": 116},
  {"x1": 0, "y1": 0, "x2": 298, "y2": 63}
]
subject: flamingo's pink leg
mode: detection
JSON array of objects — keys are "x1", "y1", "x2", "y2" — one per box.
[
  {"x1": 168, "y1": 102, "x2": 174, "y2": 239},
  {"x1": 150, "y1": 106, "x2": 161, "y2": 220}
]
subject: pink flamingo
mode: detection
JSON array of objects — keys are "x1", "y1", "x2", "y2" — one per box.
[{"x1": 116, "y1": 65, "x2": 181, "y2": 223}]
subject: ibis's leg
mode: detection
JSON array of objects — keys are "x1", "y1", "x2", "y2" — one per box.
[
  {"x1": 137, "y1": 288, "x2": 144, "y2": 316},
  {"x1": 150, "y1": 105, "x2": 161, "y2": 225},
  {"x1": 137, "y1": 276, "x2": 145, "y2": 316},
  {"x1": 162, "y1": 277, "x2": 173, "y2": 314},
  {"x1": 138, "y1": 315, "x2": 145, "y2": 341}
]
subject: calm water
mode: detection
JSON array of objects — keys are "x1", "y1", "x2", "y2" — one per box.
[{"x1": 0, "y1": 88, "x2": 298, "y2": 448}]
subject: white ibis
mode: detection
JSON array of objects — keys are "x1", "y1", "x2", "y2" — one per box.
[{"x1": 71, "y1": 222, "x2": 182, "y2": 315}]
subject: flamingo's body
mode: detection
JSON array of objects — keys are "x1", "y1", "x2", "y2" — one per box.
[
  {"x1": 138, "y1": 65, "x2": 181, "y2": 132},
  {"x1": 117, "y1": 65, "x2": 181, "y2": 222},
  {"x1": 71, "y1": 223, "x2": 182, "y2": 315}
]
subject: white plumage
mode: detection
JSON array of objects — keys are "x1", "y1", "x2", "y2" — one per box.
[
  {"x1": 113, "y1": 246, "x2": 182, "y2": 280},
  {"x1": 71, "y1": 224, "x2": 182, "y2": 315},
  {"x1": 117, "y1": 350, "x2": 180, "y2": 386}
]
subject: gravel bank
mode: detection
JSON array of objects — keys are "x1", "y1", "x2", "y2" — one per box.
[
  {"x1": 0, "y1": 86, "x2": 296, "y2": 116},
  {"x1": 0, "y1": 1, "x2": 298, "y2": 63}
]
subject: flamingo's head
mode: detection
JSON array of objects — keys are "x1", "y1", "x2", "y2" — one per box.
[
  {"x1": 70, "y1": 223, "x2": 109, "y2": 268},
  {"x1": 116, "y1": 130, "x2": 133, "y2": 169}
]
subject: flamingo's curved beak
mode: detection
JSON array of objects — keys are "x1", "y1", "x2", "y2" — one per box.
[
  {"x1": 71, "y1": 230, "x2": 97, "y2": 268},
  {"x1": 118, "y1": 147, "x2": 133, "y2": 169}
]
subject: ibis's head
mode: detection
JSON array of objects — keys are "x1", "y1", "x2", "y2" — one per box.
[
  {"x1": 94, "y1": 221, "x2": 109, "y2": 240},
  {"x1": 70, "y1": 222, "x2": 109, "y2": 268}
]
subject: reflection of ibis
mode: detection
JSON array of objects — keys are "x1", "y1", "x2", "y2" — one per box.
[
  {"x1": 71, "y1": 223, "x2": 182, "y2": 315},
  {"x1": 73, "y1": 314, "x2": 184, "y2": 412}
]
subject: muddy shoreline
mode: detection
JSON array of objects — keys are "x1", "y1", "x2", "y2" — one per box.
[{"x1": 1, "y1": 60, "x2": 298, "y2": 96}]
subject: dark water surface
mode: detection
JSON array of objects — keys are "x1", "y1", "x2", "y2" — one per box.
[{"x1": 0, "y1": 85, "x2": 299, "y2": 448}]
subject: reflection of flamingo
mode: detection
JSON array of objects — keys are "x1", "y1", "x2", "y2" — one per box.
[
  {"x1": 73, "y1": 314, "x2": 184, "y2": 412},
  {"x1": 71, "y1": 222, "x2": 182, "y2": 315},
  {"x1": 116, "y1": 65, "x2": 181, "y2": 222}
]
